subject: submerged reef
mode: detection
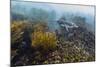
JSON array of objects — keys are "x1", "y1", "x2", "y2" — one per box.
[{"x1": 11, "y1": 20, "x2": 95, "y2": 66}]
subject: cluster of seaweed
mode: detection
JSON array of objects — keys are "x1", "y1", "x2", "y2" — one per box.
[
  {"x1": 11, "y1": 21, "x2": 57, "y2": 66},
  {"x1": 11, "y1": 20, "x2": 95, "y2": 66}
]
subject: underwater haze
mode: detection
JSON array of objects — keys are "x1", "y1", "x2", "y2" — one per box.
[{"x1": 11, "y1": 1, "x2": 95, "y2": 33}]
